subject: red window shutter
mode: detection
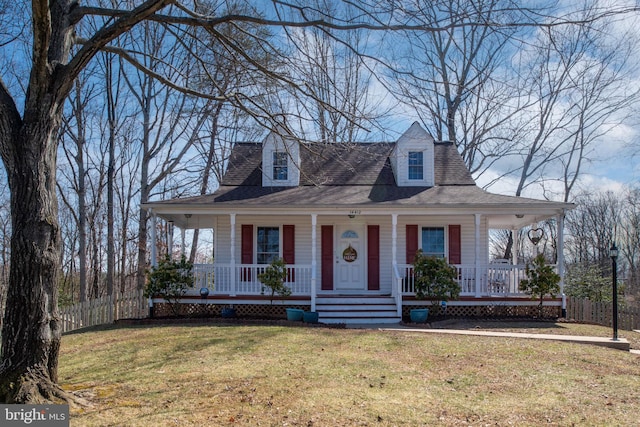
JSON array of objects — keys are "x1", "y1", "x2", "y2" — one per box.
[
  {"x1": 321, "y1": 225, "x2": 333, "y2": 291},
  {"x1": 406, "y1": 224, "x2": 418, "y2": 263},
  {"x1": 241, "y1": 224, "x2": 253, "y2": 281},
  {"x1": 367, "y1": 225, "x2": 380, "y2": 291},
  {"x1": 283, "y1": 225, "x2": 295, "y2": 282},
  {"x1": 448, "y1": 225, "x2": 461, "y2": 264},
  {"x1": 241, "y1": 225, "x2": 253, "y2": 263}
]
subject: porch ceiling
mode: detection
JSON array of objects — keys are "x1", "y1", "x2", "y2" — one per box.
[
  {"x1": 145, "y1": 206, "x2": 569, "y2": 231},
  {"x1": 484, "y1": 212, "x2": 559, "y2": 230}
]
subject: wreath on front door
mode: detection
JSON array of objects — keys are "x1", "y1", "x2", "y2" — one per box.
[{"x1": 342, "y1": 244, "x2": 357, "y2": 262}]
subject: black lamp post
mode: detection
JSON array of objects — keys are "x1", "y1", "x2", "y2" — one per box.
[{"x1": 610, "y1": 243, "x2": 618, "y2": 341}]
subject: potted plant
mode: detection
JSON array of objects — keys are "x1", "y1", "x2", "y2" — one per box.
[
  {"x1": 519, "y1": 253, "x2": 561, "y2": 318},
  {"x1": 258, "y1": 257, "x2": 292, "y2": 318},
  {"x1": 410, "y1": 250, "x2": 460, "y2": 322}
]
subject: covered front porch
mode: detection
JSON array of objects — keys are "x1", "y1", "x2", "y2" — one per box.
[
  {"x1": 155, "y1": 261, "x2": 562, "y2": 323},
  {"x1": 145, "y1": 201, "x2": 571, "y2": 323}
]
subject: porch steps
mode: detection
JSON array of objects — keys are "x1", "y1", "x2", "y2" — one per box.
[{"x1": 315, "y1": 295, "x2": 401, "y2": 325}]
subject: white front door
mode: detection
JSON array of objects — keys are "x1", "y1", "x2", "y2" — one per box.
[{"x1": 335, "y1": 224, "x2": 366, "y2": 291}]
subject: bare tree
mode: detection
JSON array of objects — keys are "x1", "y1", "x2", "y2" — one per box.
[
  {"x1": 58, "y1": 74, "x2": 94, "y2": 303},
  {"x1": 513, "y1": 9, "x2": 638, "y2": 203},
  {"x1": 620, "y1": 187, "x2": 640, "y2": 296},
  {"x1": 565, "y1": 191, "x2": 621, "y2": 270},
  {"x1": 389, "y1": 0, "x2": 526, "y2": 176},
  {"x1": 283, "y1": 0, "x2": 389, "y2": 143}
]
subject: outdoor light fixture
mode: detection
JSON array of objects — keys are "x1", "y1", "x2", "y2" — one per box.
[
  {"x1": 184, "y1": 213, "x2": 192, "y2": 218},
  {"x1": 200, "y1": 287, "x2": 209, "y2": 298},
  {"x1": 610, "y1": 243, "x2": 618, "y2": 341}
]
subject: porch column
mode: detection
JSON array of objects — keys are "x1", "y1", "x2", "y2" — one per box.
[
  {"x1": 557, "y1": 211, "x2": 566, "y2": 317},
  {"x1": 511, "y1": 228, "x2": 518, "y2": 265},
  {"x1": 181, "y1": 228, "x2": 186, "y2": 257},
  {"x1": 474, "y1": 214, "x2": 481, "y2": 297},
  {"x1": 167, "y1": 221, "x2": 174, "y2": 259},
  {"x1": 150, "y1": 209, "x2": 158, "y2": 267},
  {"x1": 311, "y1": 214, "x2": 317, "y2": 311},
  {"x1": 392, "y1": 213, "x2": 401, "y2": 316},
  {"x1": 230, "y1": 213, "x2": 236, "y2": 296},
  {"x1": 391, "y1": 214, "x2": 398, "y2": 265}
]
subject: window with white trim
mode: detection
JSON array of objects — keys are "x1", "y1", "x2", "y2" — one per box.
[
  {"x1": 421, "y1": 227, "x2": 445, "y2": 258},
  {"x1": 273, "y1": 152, "x2": 288, "y2": 181},
  {"x1": 257, "y1": 226, "x2": 280, "y2": 264},
  {"x1": 408, "y1": 151, "x2": 424, "y2": 180}
]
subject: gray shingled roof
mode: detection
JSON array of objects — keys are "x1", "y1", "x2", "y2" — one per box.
[
  {"x1": 144, "y1": 139, "x2": 576, "y2": 229},
  {"x1": 148, "y1": 141, "x2": 571, "y2": 210},
  {"x1": 222, "y1": 141, "x2": 475, "y2": 188},
  {"x1": 208, "y1": 140, "x2": 476, "y2": 205}
]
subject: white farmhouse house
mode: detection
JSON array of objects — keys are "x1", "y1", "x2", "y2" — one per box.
[{"x1": 143, "y1": 122, "x2": 575, "y2": 323}]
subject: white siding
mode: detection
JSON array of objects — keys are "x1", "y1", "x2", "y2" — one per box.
[
  {"x1": 261, "y1": 132, "x2": 300, "y2": 187},
  {"x1": 391, "y1": 122, "x2": 435, "y2": 187},
  {"x1": 213, "y1": 213, "x2": 489, "y2": 291},
  {"x1": 397, "y1": 215, "x2": 488, "y2": 264}
]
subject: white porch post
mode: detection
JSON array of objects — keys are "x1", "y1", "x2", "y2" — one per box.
[
  {"x1": 230, "y1": 213, "x2": 236, "y2": 296},
  {"x1": 181, "y1": 228, "x2": 186, "y2": 257},
  {"x1": 391, "y1": 214, "x2": 398, "y2": 265},
  {"x1": 150, "y1": 209, "x2": 158, "y2": 268},
  {"x1": 474, "y1": 214, "x2": 481, "y2": 297},
  {"x1": 511, "y1": 228, "x2": 518, "y2": 265},
  {"x1": 557, "y1": 211, "x2": 566, "y2": 317},
  {"x1": 311, "y1": 214, "x2": 317, "y2": 311},
  {"x1": 392, "y1": 213, "x2": 401, "y2": 316},
  {"x1": 167, "y1": 221, "x2": 174, "y2": 259}
]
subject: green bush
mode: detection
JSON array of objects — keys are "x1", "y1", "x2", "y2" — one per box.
[
  {"x1": 258, "y1": 258, "x2": 291, "y2": 301},
  {"x1": 519, "y1": 254, "x2": 561, "y2": 315},
  {"x1": 412, "y1": 250, "x2": 460, "y2": 305},
  {"x1": 145, "y1": 255, "x2": 194, "y2": 316}
]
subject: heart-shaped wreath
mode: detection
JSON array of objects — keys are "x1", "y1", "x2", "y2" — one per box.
[{"x1": 527, "y1": 227, "x2": 544, "y2": 245}]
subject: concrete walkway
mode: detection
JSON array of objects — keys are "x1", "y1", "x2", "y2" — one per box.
[{"x1": 348, "y1": 323, "x2": 632, "y2": 352}]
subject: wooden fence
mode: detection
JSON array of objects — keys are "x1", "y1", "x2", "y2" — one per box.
[
  {"x1": 566, "y1": 296, "x2": 640, "y2": 331},
  {"x1": 59, "y1": 289, "x2": 148, "y2": 333}
]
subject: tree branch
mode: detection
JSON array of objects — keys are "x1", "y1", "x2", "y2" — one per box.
[{"x1": 57, "y1": 0, "x2": 175, "y2": 102}]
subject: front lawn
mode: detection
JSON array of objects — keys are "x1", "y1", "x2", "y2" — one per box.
[{"x1": 61, "y1": 323, "x2": 640, "y2": 426}]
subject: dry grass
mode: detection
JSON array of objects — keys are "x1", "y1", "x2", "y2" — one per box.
[{"x1": 60, "y1": 322, "x2": 640, "y2": 426}]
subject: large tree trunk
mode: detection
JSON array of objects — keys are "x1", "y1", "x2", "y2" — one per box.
[
  {"x1": 0, "y1": 111, "x2": 66, "y2": 403},
  {"x1": 0, "y1": 0, "x2": 172, "y2": 404}
]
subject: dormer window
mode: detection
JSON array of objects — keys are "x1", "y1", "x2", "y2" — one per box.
[
  {"x1": 408, "y1": 151, "x2": 424, "y2": 180},
  {"x1": 273, "y1": 152, "x2": 288, "y2": 181}
]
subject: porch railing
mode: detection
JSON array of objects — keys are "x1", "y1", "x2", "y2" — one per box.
[
  {"x1": 398, "y1": 263, "x2": 534, "y2": 297},
  {"x1": 193, "y1": 262, "x2": 543, "y2": 298},
  {"x1": 193, "y1": 263, "x2": 312, "y2": 296}
]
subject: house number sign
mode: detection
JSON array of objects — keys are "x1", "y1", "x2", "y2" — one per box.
[{"x1": 342, "y1": 244, "x2": 358, "y2": 262}]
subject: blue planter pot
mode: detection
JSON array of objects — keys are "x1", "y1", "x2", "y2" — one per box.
[
  {"x1": 221, "y1": 307, "x2": 236, "y2": 318},
  {"x1": 303, "y1": 311, "x2": 319, "y2": 324},
  {"x1": 410, "y1": 308, "x2": 429, "y2": 323},
  {"x1": 286, "y1": 308, "x2": 305, "y2": 321}
]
